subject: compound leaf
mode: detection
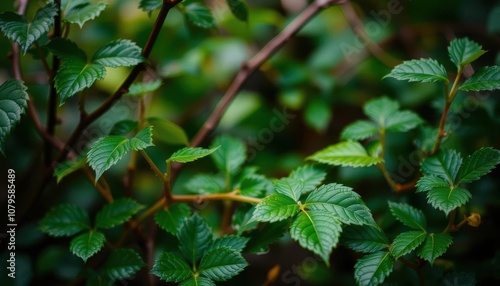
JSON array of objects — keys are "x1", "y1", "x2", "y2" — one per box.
[
  {"x1": 307, "y1": 141, "x2": 382, "y2": 167},
  {"x1": 95, "y1": 198, "x2": 144, "y2": 229},
  {"x1": 150, "y1": 252, "x2": 192, "y2": 283},
  {"x1": 383, "y1": 58, "x2": 449, "y2": 83},
  {"x1": 289, "y1": 164, "x2": 327, "y2": 193},
  {"x1": 417, "y1": 233, "x2": 453, "y2": 264},
  {"x1": 102, "y1": 248, "x2": 146, "y2": 280},
  {"x1": 426, "y1": 187, "x2": 471, "y2": 215},
  {"x1": 178, "y1": 214, "x2": 213, "y2": 264},
  {"x1": 199, "y1": 247, "x2": 247, "y2": 281},
  {"x1": 354, "y1": 251, "x2": 393, "y2": 286},
  {"x1": 390, "y1": 230, "x2": 427, "y2": 259},
  {"x1": 252, "y1": 193, "x2": 299, "y2": 222},
  {"x1": 448, "y1": 38, "x2": 486, "y2": 68},
  {"x1": 93, "y1": 39, "x2": 144, "y2": 67},
  {"x1": 388, "y1": 201, "x2": 426, "y2": 231},
  {"x1": 55, "y1": 60, "x2": 106, "y2": 105},
  {"x1": 421, "y1": 149, "x2": 462, "y2": 184},
  {"x1": 416, "y1": 175, "x2": 449, "y2": 193},
  {"x1": 460, "y1": 66, "x2": 500, "y2": 91},
  {"x1": 87, "y1": 135, "x2": 130, "y2": 182},
  {"x1": 0, "y1": 79, "x2": 29, "y2": 154},
  {"x1": 341, "y1": 225, "x2": 389, "y2": 253},
  {"x1": 70, "y1": 230, "x2": 105, "y2": 262},
  {"x1": 39, "y1": 204, "x2": 90, "y2": 237},
  {"x1": 364, "y1": 97, "x2": 400, "y2": 126},
  {"x1": 155, "y1": 203, "x2": 191, "y2": 235},
  {"x1": 273, "y1": 177, "x2": 305, "y2": 202},
  {"x1": 457, "y1": 147, "x2": 500, "y2": 184}
]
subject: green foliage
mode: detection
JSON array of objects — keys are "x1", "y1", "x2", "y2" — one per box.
[
  {"x1": 155, "y1": 203, "x2": 191, "y2": 235},
  {"x1": 383, "y1": 59, "x2": 449, "y2": 83},
  {"x1": 39, "y1": 204, "x2": 91, "y2": 237},
  {"x1": 289, "y1": 164, "x2": 327, "y2": 193},
  {"x1": 388, "y1": 202, "x2": 426, "y2": 231},
  {"x1": 459, "y1": 66, "x2": 500, "y2": 91},
  {"x1": 139, "y1": 0, "x2": 162, "y2": 12},
  {"x1": 448, "y1": 37, "x2": 486, "y2": 68},
  {"x1": 70, "y1": 230, "x2": 105, "y2": 262},
  {"x1": 390, "y1": 230, "x2": 427, "y2": 259},
  {"x1": 308, "y1": 141, "x2": 383, "y2": 167},
  {"x1": 253, "y1": 193, "x2": 299, "y2": 222},
  {"x1": 147, "y1": 117, "x2": 190, "y2": 146},
  {"x1": 354, "y1": 252, "x2": 393, "y2": 286},
  {"x1": 341, "y1": 225, "x2": 389, "y2": 253},
  {"x1": 226, "y1": 0, "x2": 249, "y2": 22},
  {"x1": 54, "y1": 155, "x2": 86, "y2": 183},
  {"x1": 0, "y1": 79, "x2": 28, "y2": 154},
  {"x1": 101, "y1": 248, "x2": 146, "y2": 280},
  {"x1": 418, "y1": 233, "x2": 453, "y2": 264},
  {"x1": 210, "y1": 135, "x2": 247, "y2": 175},
  {"x1": 183, "y1": 2, "x2": 216, "y2": 29},
  {"x1": 167, "y1": 146, "x2": 219, "y2": 163},
  {"x1": 127, "y1": 80, "x2": 163, "y2": 97},
  {"x1": 62, "y1": 0, "x2": 107, "y2": 28},
  {"x1": 95, "y1": 198, "x2": 144, "y2": 229}
]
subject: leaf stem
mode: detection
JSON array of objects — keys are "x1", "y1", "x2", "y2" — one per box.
[{"x1": 443, "y1": 209, "x2": 457, "y2": 233}]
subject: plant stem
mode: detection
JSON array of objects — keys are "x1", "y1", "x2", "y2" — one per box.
[
  {"x1": 399, "y1": 257, "x2": 426, "y2": 286},
  {"x1": 172, "y1": 192, "x2": 262, "y2": 204},
  {"x1": 443, "y1": 209, "x2": 457, "y2": 233},
  {"x1": 82, "y1": 167, "x2": 113, "y2": 202},
  {"x1": 140, "y1": 150, "x2": 165, "y2": 181}
]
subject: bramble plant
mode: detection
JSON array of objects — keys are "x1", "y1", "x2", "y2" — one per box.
[{"x1": 1, "y1": 0, "x2": 500, "y2": 285}]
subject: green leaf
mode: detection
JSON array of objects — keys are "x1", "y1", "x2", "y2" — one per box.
[
  {"x1": 290, "y1": 210, "x2": 342, "y2": 265},
  {"x1": 245, "y1": 220, "x2": 288, "y2": 253},
  {"x1": 239, "y1": 174, "x2": 271, "y2": 197},
  {"x1": 102, "y1": 248, "x2": 146, "y2": 280},
  {"x1": 273, "y1": 177, "x2": 305, "y2": 202},
  {"x1": 155, "y1": 203, "x2": 191, "y2": 235},
  {"x1": 95, "y1": 198, "x2": 144, "y2": 229},
  {"x1": 364, "y1": 97, "x2": 400, "y2": 126},
  {"x1": 184, "y1": 3, "x2": 216, "y2": 29},
  {"x1": 418, "y1": 233, "x2": 453, "y2": 264},
  {"x1": 0, "y1": 79, "x2": 29, "y2": 154},
  {"x1": 457, "y1": 147, "x2": 500, "y2": 184},
  {"x1": 168, "y1": 146, "x2": 219, "y2": 163},
  {"x1": 70, "y1": 230, "x2": 105, "y2": 262},
  {"x1": 139, "y1": 0, "x2": 163, "y2": 12},
  {"x1": 93, "y1": 39, "x2": 144, "y2": 67},
  {"x1": 148, "y1": 117, "x2": 189, "y2": 146},
  {"x1": 460, "y1": 66, "x2": 500, "y2": 91},
  {"x1": 383, "y1": 58, "x2": 449, "y2": 83},
  {"x1": 210, "y1": 236, "x2": 249, "y2": 253},
  {"x1": 341, "y1": 225, "x2": 389, "y2": 253},
  {"x1": 385, "y1": 110, "x2": 424, "y2": 132},
  {"x1": 87, "y1": 135, "x2": 130, "y2": 182},
  {"x1": 421, "y1": 149, "x2": 462, "y2": 184},
  {"x1": 426, "y1": 187, "x2": 471, "y2": 215},
  {"x1": 304, "y1": 98, "x2": 332, "y2": 132},
  {"x1": 150, "y1": 252, "x2": 192, "y2": 283},
  {"x1": 39, "y1": 204, "x2": 90, "y2": 237},
  {"x1": 199, "y1": 247, "x2": 247, "y2": 281},
  {"x1": 226, "y1": 0, "x2": 249, "y2": 22},
  {"x1": 0, "y1": 3, "x2": 57, "y2": 54},
  {"x1": 211, "y1": 135, "x2": 247, "y2": 175},
  {"x1": 109, "y1": 120, "x2": 138, "y2": 136},
  {"x1": 354, "y1": 252, "x2": 393, "y2": 286},
  {"x1": 46, "y1": 38, "x2": 87, "y2": 61},
  {"x1": 178, "y1": 214, "x2": 213, "y2": 264},
  {"x1": 252, "y1": 193, "x2": 299, "y2": 222},
  {"x1": 54, "y1": 155, "x2": 86, "y2": 183},
  {"x1": 185, "y1": 173, "x2": 225, "y2": 194},
  {"x1": 130, "y1": 126, "x2": 155, "y2": 150},
  {"x1": 390, "y1": 230, "x2": 427, "y2": 259},
  {"x1": 388, "y1": 202, "x2": 426, "y2": 231},
  {"x1": 307, "y1": 141, "x2": 383, "y2": 167},
  {"x1": 127, "y1": 80, "x2": 162, "y2": 97},
  {"x1": 448, "y1": 38, "x2": 486, "y2": 68},
  {"x1": 65, "y1": 2, "x2": 107, "y2": 28},
  {"x1": 341, "y1": 120, "x2": 378, "y2": 140},
  {"x1": 180, "y1": 277, "x2": 215, "y2": 286},
  {"x1": 305, "y1": 183, "x2": 374, "y2": 225},
  {"x1": 233, "y1": 205, "x2": 259, "y2": 235},
  {"x1": 289, "y1": 164, "x2": 327, "y2": 194},
  {"x1": 55, "y1": 60, "x2": 106, "y2": 105},
  {"x1": 416, "y1": 175, "x2": 449, "y2": 193}
]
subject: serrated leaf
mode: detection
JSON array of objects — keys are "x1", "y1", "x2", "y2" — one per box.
[
  {"x1": 93, "y1": 39, "x2": 144, "y2": 67},
  {"x1": 178, "y1": 214, "x2": 213, "y2": 264},
  {"x1": 273, "y1": 177, "x2": 305, "y2": 202},
  {"x1": 388, "y1": 202, "x2": 426, "y2": 231},
  {"x1": 150, "y1": 252, "x2": 192, "y2": 282},
  {"x1": 0, "y1": 3, "x2": 57, "y2": 54},
  {"x1": 180, "y1": 277, "x2": 215, "y2": 286},
  {"x1": 210, "y1": 135, "x2": 246, "y2": 175},
  {"x1": 305, "y1": 183, "x2": 374, "y2": 225},
  {"x1": 233, "y1": 205, "x2": 259, "y2": 235},
  {"x1": 418, "y1": 233, "x2": 453, "y2": 264},
  {"x1": 65, "y1": 2, "x2": 107, "y2": 28},
  {"x1": 289, "y1": 164, "x2": 327, "y2": 193},
  {"x1": 354, "y1": 252, "x2": 393, "y2": 286},
  {"x1": 139, "y1": 0, "x2": 163, "y2": 12},
  {"x1": 148, "y1": 117, "x2": 189, "y2": 146},
  {"x1": 184, "y1": 3, "x2": 216, "y2": 29},
  {"x1": 56, "y1": 59, "x2": 106, "y2": 105},
  {"x1": 168, "y1": 146, "x2": 219, "y2": 163},
  {"x1": 46, "y1": 38, "x2": 87, "y2": 61},
  {"x1": 87, "y1": 135, "x2": 130, "y2": 182},
  {"x1": 185, "y1": 173, "x2": 225, "y2": 194},
  {"x1": 386, "y1": 110, "x2": 424, "y2": 132},
  {"x1": 421, "y1": 149, "x2": 462, "y2": 184},
  {"x1": 0, "y1": 79, "x2": 29, "y2": 154},
  {"x1": 95, "y1": 198, "x2": 144, "y2": 229},
  {"x1": 364, "y1": 97, "x2": 400, "y2": 126},
  {"x1": 226, "y1": 0, "x2": 249, "y2": 22},
  {"x1": 54, "y1": 155, "x2": 86, "y2": 183},
  {"x1": 210, "y1": 236, "x2": 249, "y2": 253},
  {"x1": 416, "y1": 175, "x2": 449, "y2": 193},
  {"x1": 155, "y1": 203, "x2": 191, "y2": 235},
  {"x1": 70, "y1": 230, "x2": 105, "y2": 262},
  {"x1": 448, "y1": 38, "x2": 486, "y2": 68},
  {"x1": 341, "y1": 120, "x2": 378, "y2": 140},
  {"x1": 239, "y1": 174, "x2": 271, "y2": 197},
  {"x1": 290, "y1": 210, "x2": 342, "y2": 265},
  {"x1": 390, "y1": 230, "x2": 426, "y2": 259},
  {"x1": 426, "y1": 187, "x2": 471, "y2": 215},
  {"x1": 252, "y1": 193, "x2": 299, "y2": 222},
  {"x1": 102, "y1": 248, "x2": 146, "y2": 280},
  {"x1": 457, "y1": 147, "x2": 500, "y2": 184},
  {"x1": 460, "y1": 66, "x2": 500, "y2": 91},
  {"x1": 39, "y1": 204, "x2": 90, "y2": 237},
  {"x1": 130, "y1": 126, "x2": 154, "y2": 150},
  {"x1": 127, "y1": 79, "x2": 162, "y2": 97},
  {"x1": 383, "y1": 58, "x2": 449, "y2": 83},
  {"x1": 307, "y1": 141, "x2": 382, "y2": 167},
  {"x1": 245, "y1": 220, "x2": 288, "y2": 253},
  {"x1": 199, "y1": 247, "x2": 247, "y2": 281},
  {"x1": 341, "y1": 225, "x2": 389, "y2": 253},
  {"x1": 109, "y1": 119, "x2": 138, "y2": 136}
]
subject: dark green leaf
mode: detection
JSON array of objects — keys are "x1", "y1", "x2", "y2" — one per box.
[
  {"x1": 341, "y1": 225, "x2": 389, "y2": 253},
  {"x1": 155, "y1": 203, "x2": 191, "y2": 235},
  {"x1": 226, "y1": 0, "x2": 249, "y2": 22},
  {"x1": 457, "y1": 147, "x2": 500, "y2": 184},
  {"x1": 239, "y1": 174, "x2": 271, "y2": 197},
  {"x1": 304, "y1": 98, "x2": 332, "y2": 132},
  {"x1": 93, "y1": 39, "x2": 144, "y2": 67},
  {"x1": 273, "y1": 177, "x2": 305, "y2": 201},
  {"x1": 178, "y1": 214, "x2": 213, "y2": 264},
  {"x1": 130, "y1": 126, "x2": 154, "y2": 150},
  {"x1": 148, "y1": 117, "x2": 189, "y2": 146},
  {"x1": 426, "y1": 187, "x2": 471, "y2": 215},
  {"x1": 416, "y1": 176, "x2": 449, "y2": 193},
  {"x1": 460, "y1": 66, "x2": 500, "y2": 91},
  {"x1": 95, "y1": 198, "x2": 144, "y2": 229},
  {"x1": 307, "y1": 141, "x2": 382, "y2": 167},
  {"x1": 54, "y1": 155, "x2": 86, "y2": 183},
  {"x1": 109, "y1": 120, "x2": 138, "y2": 136},
  {"x1": 0, "y1": 79, "x2": 29, "y2": 154},
  {"x1": 39, "y1": 204, "x2": 90, "y2": 237},
  {"x1": 245, "y1": 220, "x2": 288, "y2": 253},
  {"x1": 390, "y1": 230, "x2": 427, "y2": 259},
  {"x1": 354, "y1": 252, "x2": 393, "y2": 286},
  {"x1": 418, "y1": 233, "x2": 453, "y2": 264},
  {"x1": 289, "y1": 164, "x2": 327, "y2": 194},
  {"x1": 180, "y1": 277, "x2": 215, "y2": 286},
  {"x1": 383, "y1": 58, "x2": 449, "y2": 83},
  {"x1": 199, "y1": 247, "x2": 247, "y2": 281},
  {"x1": 70, "y1": 230, "x2": 105, "y2": 262},
  {"x1": 46, "y1": 38, "x2": 87, "y2": 61},
  {"x1": 185, "y1": 173, "x2": 225, "y2": 194},
  {"x1": 102, "y1": 248, "x2": 146, "y2": 280},
  {"x1": 168, "y1": 146, "x2": 219, "y2": 163},
  {"x1": 210, "y1": 236, "x2": 249, "y2": 253},
  {"x1": 210, "y1": 135, "x2": 246, "y2": 175},
  {"x1": 127, "y1": 80, "x2": 162, "y2": 97},
  {"x1": 421, "y1": 149, "x2": 462, "y2": 184},
  {"x1": 448, "y1": 38, "x2": 486, "y2": 68},
  {"x1": 87, "y1": 135, "x2": 131, "y2": 182},
  {"x1": 184, "y1": 3, "x2": 216, "y2": 29},
  {"x1": 252, "y1": 193, "x2": 299, "y2": 222},
  {"x1": 150, "y1": 252, "x2": 192, "y2": 282},
  {"x1": 341, "y1": 120, "x2": 378, "y2": 140},
  {"x1": 139, "y1": 0, "x2": 163, "y2": 12},
  {"x1": 65, "y1": 2, "x2": 107, "y2": 28},
  {"x1": 388, "y1": 201, "x2": 426, "y2": 231}
]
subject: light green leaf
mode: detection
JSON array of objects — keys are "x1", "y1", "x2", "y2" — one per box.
[
  {"x1": 93, "y1": 39, "x2": 144, "y2": 67},
  {"x1": 290, "y1": 210, "x2": 342, "y2": 265},
  {"x1": 127, "y1": 80, "x2": 162, "y2": 97},
  {"x1": 54, "y1": 155, "x2": 86, "y2": 183},
  {"x1": 139, "y1": 0, "x2": 163, "y2": 12},
  {"x1": 390, "y1": 230, "x2": 427, "y2": 259},
  {"x1": 341, "y1": 225, "x2": 389, "y2": 253},
  {"x1": 0, "y1": 3, "x2": 57, "y2": 54},
  {"x1": 354, "y1": 252, "x2": 393, "y2": 286},
  {"x1": 184, "y1": 3, "x2": 216, "y2": 29},
  {"x1": 155, "y1": 203, "x2": 191, "y2": 235},
  {"x1": 421, "y1": 149, "x2": 463, "y2": 184},
  {"x1": 418, "y1": 233, "x2": 453, "y2": 264},
  {"x1": 210, "y1": 236, "x2": 249, "y2": 253},
  {"x1": 210, "y1": 135, "x2": 247, "y2": 175},
  {"x1": 426, "y1": 187, "x2": 471, "y2": 215},
  {"x1": 109, "y1": 119, "x2": 138, "y2": 136},
  {"x1": 70, "y1": 230, "x2": 105, "y2": 262},
  {"x1": 46, "y1": 38, "x2": 87, "y2": 61},
  {"x1": 150, "y1": 252, "x2": 192, "y2": 283},
  {"x1": 180, "y1": 277, "x2": 215, "y2": 286},
  {"x1": 199, "y1": 247, "x2": 247, "y2": 281},
  {"x1": 273, "y1": 177, "x2": 305, "y2": 201},
  {"x1": 457, "y1": 147, "x2": 500, "y2": 184},
  {"x1": 102, "y1": 248, "x2": 146, "y2": 280},
  {"x1": 304, "y1": 98, "x2": 332, "y2": 132},
  {"x1": 148, "y1": 117, "x2": 189, "y2": 146},
  {"x1": 448, "y1": 38, "x2": 486, "y2": 68},
  {"x1": 460, "y1": 66, "x2": 500, "y2": 91},
  {"x1": 305, "y1": 183, "x2": 374, "y2": 225},
  {"x1": 416, "y1": 175, "x2": 449, "y2": 193},
  {"x1": 130, "y1": 126, "x2": 154, "y2": 150},
  {"x1": 95, "y1": 198, "x2": 144, "y2": 229},
  {"x1": 388, "y1": 202, "x2": 426, "y2": 231},
  {"x1": 341, "y1": 120, "x2": 378, "y2": 140},
  {"x1": 289, "y1": 164, "x2": 327, "y2": 194},
  {"x1": 87, "y1": 135, "x2": 130, "y2": 182},
  {"x1": 307, "y1": 141, "x2": 383, "y2": 167},
  {"x1": 385, "y1": 110, "x2": 424, "y2": 132},
  {"x1": 239, "y1": 174, "x2": 271, "y2": 197},
  {"x1": 0, "y1": 79, "x2": 29, "y2": 154},
  {"x1": 364, "y1": 97, "x2": 400, "y2": 126},
  {"x1": 185, "y1": 173, "x2": 225, "y2": 194},
  {"x1": 383, "y1": 58, "x2": 449, "y2": 83},
  {"x1": 252, "y1": 193, "x2": 299, "y2": 222},
  {"x1": 65, "y1": 2, "x2": 107, "y2": 28},
  {"x1": 168, "y1": 146, "x2": 219, "y2": 163},
  {"x1": 226, "y1": 0, "x2": 249, "y2": 22},
  {"x1": 178, "y1": 214, "x2": 213, "y2": 264},
  {"x1": 39, "y1": 204, "x2": 90, "y2": 237}
]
